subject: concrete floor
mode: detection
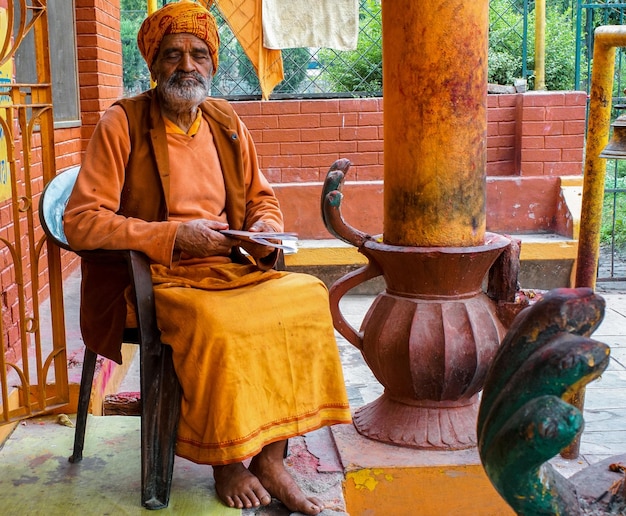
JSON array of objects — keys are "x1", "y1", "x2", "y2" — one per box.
[
  {"x1": 567, "y1": 283, "x2": 626, "y2": 472},
  {"x1": 2, "y1": 273, "x2": 626, "y2": 514}
]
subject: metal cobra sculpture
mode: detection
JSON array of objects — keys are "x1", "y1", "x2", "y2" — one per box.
[{"x1": 477, "y1": 287, "x2": 610, "y2": 515}]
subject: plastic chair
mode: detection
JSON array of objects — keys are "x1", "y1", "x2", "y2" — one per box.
[{"x1": 39, "y1": 166, "x2": 182, "y2": 510}]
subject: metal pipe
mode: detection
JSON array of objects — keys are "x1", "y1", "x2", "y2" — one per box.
[
  {"x1": 147, "y1": 0, "x2": 158, "y2": 87},
  {"x1": 575, "y1": 26, "x2": 626, "y2": 289},
  {"x1": 566, "y1": 25, "x2": 626, "y2": 460},
  {"x1": 381, "y1": 0, "x2": 488, "y2": 247},
  {"x1": 534, "y1": 0, "x2": 546, "y2": 90}
]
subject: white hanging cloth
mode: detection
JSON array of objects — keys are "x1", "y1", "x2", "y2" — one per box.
[{"x1": 262, "y1": 0, "x2": 359, "y2": 51}]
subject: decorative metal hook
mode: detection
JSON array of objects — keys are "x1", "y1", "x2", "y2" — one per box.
[{"x1": 321, "y1": 159, "x2": 370, "y2": 248}]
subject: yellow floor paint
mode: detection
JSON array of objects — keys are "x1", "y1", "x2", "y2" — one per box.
[
  {"x1": 285, "y1": 234, "x2": 578, "y2": 267},
  {"x1": 344, "y1": 465, "x2": 514, "y2": 516},
  {"x1": 0, "y1": 415, "x2": 238, "y2": 516},
  {"x1": 285, "y1": 242, "x2": 368, "y2": 267},
  {"x1": 332, "y1": 425, "x2": 514, "y2": 516},
  {"x1": 0, "y1": 420, "x2": 17, "y2": 447}
]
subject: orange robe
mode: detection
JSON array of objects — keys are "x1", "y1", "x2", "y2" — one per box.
[{"x1": 65, "y1": 104, "x2": 351, "y2": 464}]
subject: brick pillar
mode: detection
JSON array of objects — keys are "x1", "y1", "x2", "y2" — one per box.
[
  {"x1": 75, "y1": 0, "x2": 124, "y2": 151},
  {"x1": 519, "y1": 91, "x2": 587, "y2": 176}
]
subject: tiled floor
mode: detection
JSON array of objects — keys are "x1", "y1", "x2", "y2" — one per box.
[
  {"x1": 3, "y1": 274, "x2": 626, "y2": 514},
  {"x1": 564, "y1": 284, "x2": 626, "y2": 472},
  {"x1": 71, "y1": 281, "x2": 626, "y2": 479},
  {"x1": 335, "y1": 288, "x2": 626, "y2": 480}
]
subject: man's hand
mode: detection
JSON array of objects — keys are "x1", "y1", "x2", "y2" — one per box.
[
  {"x1": 241, "y1": 221, "x2": 278, "y2": 259},
  {"x1": 175, "y1": 219, "x2": 239, "y2": 258}
]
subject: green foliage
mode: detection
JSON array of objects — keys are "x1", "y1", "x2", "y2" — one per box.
[
  {"x1": 601, "y1": 161, "x2": 626, "y2": 249},
  {"x1": 317, "y1": 0, "x2": 382, "y2": 94},
  {"x1": 235, "y1": 47, "x2": 311, "y2": 95},
  {"x1": 120, "y1": 0, "x2": 150, "y2": 94},
  {"x1": 274, "y1": 48, "x2": 310, "y2": 93},
  {"x1": 488, "y1": 0, "x2": 526, "y2": 85},
  {"x1": 488, "y1": 49, "x2": 523, "y2": 87},
  {"x1": 211, "y1": 9, "x2": 241, "y2": 96},
  {"x1": 121, "y1": 17, "x2": 151, "y2": 94},
  {"x1": 488, "y1": 0, "x2": 578, "y2": 91},
  {"x1": 122, "y1": 0, "x2": 149, "y2": 9},
  {"x1": 601, "y1": 212, "x2": 626, "y2": 249},
  {"x1": 316, "y1": 0, "x2": 577, "y2": 93},
  {"x1": 525, "y1": 5, "x2": 578, "y2": 91}
]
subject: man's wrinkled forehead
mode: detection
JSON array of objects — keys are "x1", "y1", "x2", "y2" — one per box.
[{"x1": 157, "y1": 33, "x2": 211, "y2": 58}]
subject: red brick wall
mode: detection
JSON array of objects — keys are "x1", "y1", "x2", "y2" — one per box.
[
  {"x1": 2, "y1": 1, "x2": 123, "y2": 362},
  {"x1": 233, "y1": 91, "x2": 587, "y2": 182},
  {"x1": 518, "y1": 92, "x2": 587, "y2": 176},
  {"x1": 75, "y1": 0, "x2": 124, "y2": 149},
  {"x1": 52, "y1": 0, "x2": 123, "y2": 262},
  {"x1": 233, "y1": 98, "x2": 384, "y2": 183},
  {"x1": 47, "y1": 0, "x2": 123, "y2": 280}
]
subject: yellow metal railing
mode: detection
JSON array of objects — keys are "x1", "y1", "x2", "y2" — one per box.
[
  {"x1": 576, "y1": 26, "x2": 626, "y2": 289},
  {"x1": 0, "y1": 1, "x2": 68, "y2": 425}
]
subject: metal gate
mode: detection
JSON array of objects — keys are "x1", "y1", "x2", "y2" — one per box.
[
  {"x1": 576, "y1": 1, "x2": 626, "y2": 281},
  {"x1": 0, "y1": 1, "x2": 69, "y2": 426}
]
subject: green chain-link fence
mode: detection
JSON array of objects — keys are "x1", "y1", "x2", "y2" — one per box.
[
  {"x1": 121, "y1": 0, "x2": 383, "y2": 98},
  {"x1": 123, "y1": 1, "x2": 593, "y2": 98},
  {"x1": 122, "y1": 0, "x2": 549, "y2": 99},
  {"x1": 575, "y1": 0, "x2": 626, "y2": 94}
]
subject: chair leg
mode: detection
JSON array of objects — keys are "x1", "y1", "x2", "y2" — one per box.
[
  {"x1": 68, "y1": 347, "x2": 97, "y2": 463},
  {"x1": 127, "y1": 250, "x2": 181, "y2": 509},
  {"x1": 140, "y1": 343, "x2": 181, "y2": 510}
]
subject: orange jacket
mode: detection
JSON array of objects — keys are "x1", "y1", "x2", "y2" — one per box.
[{"x1": 64, "y1": 90, "x2": 282, "y2": 362}]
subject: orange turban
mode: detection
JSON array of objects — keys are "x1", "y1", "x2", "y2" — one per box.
[{"x1": 137, "y1": 0, "x2": 220, "y2": 71}]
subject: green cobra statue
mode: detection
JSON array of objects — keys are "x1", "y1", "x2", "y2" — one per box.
[{"x1": 478, "y1": 287, "x2": 610, "y2": 515}]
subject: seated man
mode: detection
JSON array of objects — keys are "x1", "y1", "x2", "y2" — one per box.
[{"x1": 63, "y1": 1, "x2": 352, "y2": 514}]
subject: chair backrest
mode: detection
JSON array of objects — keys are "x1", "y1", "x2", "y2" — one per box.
[{"x1": 39, "y1": 166, "x2": 80, "y2": 251}]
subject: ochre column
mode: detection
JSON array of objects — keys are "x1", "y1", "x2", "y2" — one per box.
[{"x1": 382, "y1": 0, "x2": 489, "y2": 247}]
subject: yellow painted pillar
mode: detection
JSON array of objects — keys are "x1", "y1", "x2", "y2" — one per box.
[
  {"x1": 382, "y1": 0, "x2": 489, "y2": 247},
  {"x1": 534, "y1": 0, "x2": 546, "y2": 90},
  {"x1": 147, "y1": 0, "x2": 158, "y2": 88}
]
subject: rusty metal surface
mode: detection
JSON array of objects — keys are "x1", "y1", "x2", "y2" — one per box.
[
  {"x1": 576, "y1": 26, "x2": 626, "y2": 289},
  {"x1": 342, "y1": 240, "x2": 508, "y2": 450},
  {"x1": 381, "y1": 1, "x2": 488, "y2": 247}
]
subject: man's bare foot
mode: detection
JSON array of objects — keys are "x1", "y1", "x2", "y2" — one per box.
[
  {"x1": 213, "y1": 462, "x2": 272, "y2": 509},
  {"x1": 249, "y1": 441, "x2": 324, "y2": 515}
]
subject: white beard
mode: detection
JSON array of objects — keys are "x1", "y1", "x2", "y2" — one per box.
[{"x1": 158, "y1": 71, "x2": 211, "y2": 110}]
